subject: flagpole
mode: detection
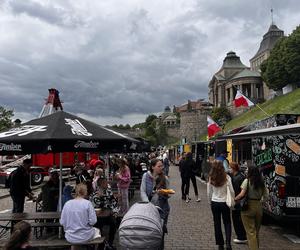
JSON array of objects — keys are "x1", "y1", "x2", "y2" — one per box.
[{"x1": 256, "y1": 104, "x2": 270, "y2": 117}]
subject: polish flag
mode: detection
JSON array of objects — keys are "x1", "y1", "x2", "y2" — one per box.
[
  {"x1": 234, "y1": 90, "x2": 254, "y2": 107},
  {"x1": 207, "y1": 116, "x2": 221, "y2": 138}
]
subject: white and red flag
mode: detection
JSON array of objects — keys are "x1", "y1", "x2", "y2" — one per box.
[
  {"x1": 234, "y1": 90, "x2": 254, "y2": 107},
  {"x1": 207, "y1": 116, "x2": 221, "y2": 138}
]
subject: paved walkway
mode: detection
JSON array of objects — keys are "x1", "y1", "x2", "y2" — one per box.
[{"x1": 164, "y1": 165, "x2": 299, "y2": 250}]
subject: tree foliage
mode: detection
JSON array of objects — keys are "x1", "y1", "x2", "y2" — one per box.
[
  {"x1": 0, "y1": 106, "x2": 14, "y2": 131},
  {"x1": 261, "y1": 26, "x2": 300, "y2": 90},
  {"x1": 211, "y1": 107, "x2": 231, "y2": 127}
]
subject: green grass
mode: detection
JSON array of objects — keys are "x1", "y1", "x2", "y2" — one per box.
[{"x1": 224, "y1": 88, "x2": 300, "y2": 132}]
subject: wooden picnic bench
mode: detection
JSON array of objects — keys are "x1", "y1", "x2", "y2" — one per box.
[{"x1": 0, "y1": 236, "x2": 106, "y2": 250}]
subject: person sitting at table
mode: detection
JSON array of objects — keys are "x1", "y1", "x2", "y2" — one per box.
[
  {"x1": 92, "y1": 168, "x2": 104, "y2": 192},
  {"x1": 60, "y1": 183, "x2": 101, "y2": 245},
  {"x1": 91, "y1": 175, "x2": 119, "y2": 250},
  {"x1": 36, "y1": 171, "x2": 63, "y2": 212},
  {"x1": 5, "y1": 220, "x2": 38, "y2": 250}
]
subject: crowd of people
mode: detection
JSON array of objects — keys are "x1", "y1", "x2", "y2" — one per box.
[{"x1": 6, "y1": 150, "x2": 269, "y2": 250}]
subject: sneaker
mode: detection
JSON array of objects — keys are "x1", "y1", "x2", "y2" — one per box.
[
  {"x1": 186, "y1": 199, "x2": 190, "y2": 203},
  {"x1": 233, "y1": 239, "x2": 247, "y2": 244},
  {"x1": 196, "y1": 198, "x2": 201, "y2": 202}
]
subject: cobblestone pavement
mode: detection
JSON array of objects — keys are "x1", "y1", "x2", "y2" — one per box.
[{"x1": 164, "y1": 165, "x2": 299, "y2": 250}]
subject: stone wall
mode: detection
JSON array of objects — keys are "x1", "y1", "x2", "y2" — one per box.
[
  {"x1": 180, "y1": 110, "x2": 210, "y2": 143},
  {"x1": 166, "y1": 126, "x2": 180, "y2": 139}
]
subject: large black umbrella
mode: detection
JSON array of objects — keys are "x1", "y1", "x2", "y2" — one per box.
[
  {"x1": 0, "y1": 111, "x2": 139, "y2": 214},
  {"x1": 0, "y1": 111, "x2": 139, "y2": 155}
]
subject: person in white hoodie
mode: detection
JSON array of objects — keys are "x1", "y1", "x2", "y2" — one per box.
[{"x1": 207, "y1": 161, "x2": 235, "y2": 250}]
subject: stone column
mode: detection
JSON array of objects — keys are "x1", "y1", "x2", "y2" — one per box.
[{"x1": 250, "y1": 83, "x2": 254, "y2": 98}]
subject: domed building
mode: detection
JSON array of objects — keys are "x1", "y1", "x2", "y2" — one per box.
[
  {"x1": 158, "y1": 106, "x2": 177, "y2": 127},
  {"x1": 208, "y1": 51, "x2": 263, "y2": 117}
]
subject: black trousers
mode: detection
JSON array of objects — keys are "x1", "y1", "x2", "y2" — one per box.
[
  {"x1": 96, "y1": 216, "x2": 117, "y2": 246},
  {"x1": 181, "y1": 175, "x2": 187, "y2": 198},
  {"x1": 211, "y1": 201, "x2": 232, "y2": 246},
  {"x1": 232, "y1": 209, "x2": 247, "y2": 240},
  {"x1": 183, "y1": 175, "x2": 198, "y2": 197},
  {"x1": 11, "y1": 195, "x2": 25, "y2": 213}
]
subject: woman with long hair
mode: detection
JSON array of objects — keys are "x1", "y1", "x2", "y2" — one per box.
[
  {"x1": 116, "y1": 158, "x2": 131, "y2": 214},
  {"x1": 5, "y1": 221, "x2": 38, "y2": 250},
  {"x1": 207, "y1": 161, "x2": 234, "y2": 250},
  {"x1": 235, "y1": 166, "x2": 268, "y2": 250}
]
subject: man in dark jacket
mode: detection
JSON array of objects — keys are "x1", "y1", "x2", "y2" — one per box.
[
  {"x1": 182, "y1": 152, "x2": 200, "y2": 203},
  {"x1": 9, "y1": 159, "x2": 34, "y2": 213},
  {"x1": 179, "y1": 153, "x2": 186, "y2": 200}
]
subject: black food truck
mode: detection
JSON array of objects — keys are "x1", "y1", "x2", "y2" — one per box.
[{"x1": 223, "y1": 122, "x2": 300, "y2": 223}]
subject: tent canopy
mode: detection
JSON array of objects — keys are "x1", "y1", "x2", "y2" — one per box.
[{"x1": 0, "y1": 111, "x2": 139, "y2": 154}]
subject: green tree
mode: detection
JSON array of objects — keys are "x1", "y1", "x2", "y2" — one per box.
[
  {"x1": 261, "y1": 25, "x2": 300, "y2": 90},
  {"x1": 124, "y1": 124, "x2": 131, "y2": 129},
  {"x1": 0, "y1": 106, "x2": 14, "y2": 131},
  {"x1": 285, "y1": 26, "x2": 300, "y2": 85},
  {"x1": 211, "y1": 107, "x2": 231, "y2": 127}
]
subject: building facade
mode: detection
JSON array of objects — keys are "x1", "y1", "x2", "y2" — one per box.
[
  {"x1": 208, "y1": 51, "x2": 263, "y2": 117},
  {"x1": 250, "y1": 24, "x2": 284, "y2": 99}
]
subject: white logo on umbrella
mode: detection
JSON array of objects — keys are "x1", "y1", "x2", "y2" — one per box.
[
  {"x1": 0, "y1": 125, "x2": 47, "y2": 138},
  {"x1": 0, "y1": 143, "x2": 22, "y2": 151},
  {"x1": 65, "y1": 119, "x2": 92, "y2": 136},
  {"x1": 74, "y1": 140, "x2": 99, "y2": 148}
]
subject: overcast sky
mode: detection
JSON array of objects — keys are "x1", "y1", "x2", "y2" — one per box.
[{"x1": 0, "y1": 0, "x2": 299, "y2": 125}]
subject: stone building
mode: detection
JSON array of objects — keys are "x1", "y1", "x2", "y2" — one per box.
[
  {"x1": 158, "y1": 106, "x2": 177, "y2": 127},
  {"x1": 250, "y1": 23, "x2": 284, "y2": 99},
  {"x1": 174, "y1": 100, "x2": 213, "y2": 143},
  {"x1": 208, "y1": 51, "x2": 263, "y2": 117}
]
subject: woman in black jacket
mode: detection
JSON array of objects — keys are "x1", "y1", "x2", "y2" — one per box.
[{"x1": 229, "y1": 162, "x2": 247, "y2": 244}]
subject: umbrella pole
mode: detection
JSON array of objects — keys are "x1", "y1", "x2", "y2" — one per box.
[{"x1": 58, "y1": 152, "x2": 63, "y2": 239}]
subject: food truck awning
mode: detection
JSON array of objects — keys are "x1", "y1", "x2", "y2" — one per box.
[{"x1": 221, "y1": 123, "x2": 300, "y2": 140}]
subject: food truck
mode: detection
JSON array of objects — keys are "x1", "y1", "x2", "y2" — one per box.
[{"x1": 223, "y1": 122, "x2": 300, "y2": 222}]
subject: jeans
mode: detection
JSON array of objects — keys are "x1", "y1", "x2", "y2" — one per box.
[
  {"x1": 190, "y1": 175, "x2": 198, "y2": 196},
  {"x1": 211, "y1": 201, "x2": 232, "y2": 246},
  {"x1": 232, "y1": 209, "x2": 247, "y2": 240},
  {"x1": 119, "y1": 188, "x2": 129, "y2": 214},
  {"x1": 11, "y1": 195, "x2": 25, "y2": 213}
]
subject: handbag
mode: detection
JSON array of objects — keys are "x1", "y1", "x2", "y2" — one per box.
[
  {"x1": 226, "y1": 179, "x2": 235, "y2": 208},
  {"x1": 239, "y1": 179, "x2": 249, "y2": 211}
]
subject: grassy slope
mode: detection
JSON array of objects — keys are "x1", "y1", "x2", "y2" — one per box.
[{"x1": 224, "y1": 88, "x2": 300, "y2": 132}]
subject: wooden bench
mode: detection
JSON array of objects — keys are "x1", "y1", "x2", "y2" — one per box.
[
  {"x1": 0, "y1": 237, "x2": 106, "y2": 250},
  {"x1": 31, "y1": 221, "x2": 61, "y2": 238}
]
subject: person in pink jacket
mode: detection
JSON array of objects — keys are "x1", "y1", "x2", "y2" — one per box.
[{"x1": 115, "y1": 158, "x2": 131, "y2": 214}]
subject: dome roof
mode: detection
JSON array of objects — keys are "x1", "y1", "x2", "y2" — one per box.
[
  {"x1": 222, "y1": 51, "x2": 248, "y2": 69},
  {"x1": 231, "y1": 69, "x2": 261, "y2": 80},
  {"x1": 164, "y1": 106, "x2": 171, "y2": 112}
]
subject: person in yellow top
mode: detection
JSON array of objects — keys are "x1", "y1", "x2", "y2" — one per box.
[{"x1": 235, "y1": 166, "x2": 268, "y2": 250}]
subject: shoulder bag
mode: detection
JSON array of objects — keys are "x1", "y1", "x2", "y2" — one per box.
[{"x1": 226, "y1": 178, "x2": 235, "y2": 208}]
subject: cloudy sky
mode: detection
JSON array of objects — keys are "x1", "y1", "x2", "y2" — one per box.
[{"x1": 0, "y1": 0, "x2": 299, "y2": 125}]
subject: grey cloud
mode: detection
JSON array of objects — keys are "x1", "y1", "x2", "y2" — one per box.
[
  {"x1": 0, "y1": 0, "x2": 299, "y2": 125},
  {"x1": 8, "y1": 0, "x2": 83, "y2": 27}
]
